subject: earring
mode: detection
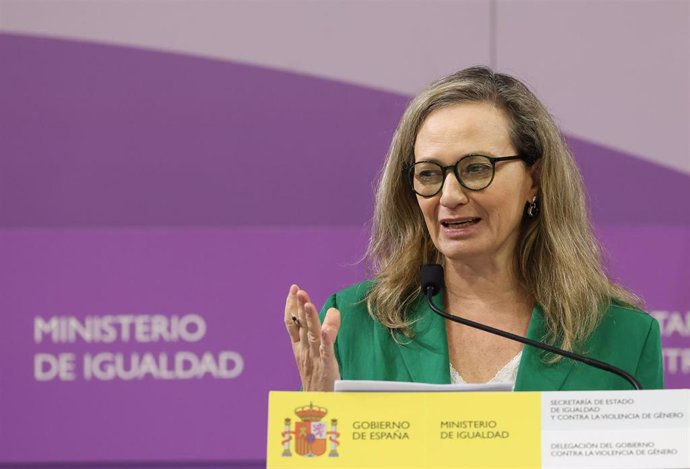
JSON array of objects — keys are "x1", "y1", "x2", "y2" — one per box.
[{"x1": 527, "y1": 196, "x2": 539, "y2": 218}]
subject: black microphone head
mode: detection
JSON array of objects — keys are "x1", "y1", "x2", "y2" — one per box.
[{"x1": 420, "y1": 264, "x2": 444, "y2": 296}]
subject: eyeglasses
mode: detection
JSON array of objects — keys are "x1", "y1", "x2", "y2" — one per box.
[{"x1": 405, "y1": 154, "x2": 527, "y2": 197}]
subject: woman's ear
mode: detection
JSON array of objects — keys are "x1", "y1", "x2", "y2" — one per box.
[{"x1": 528, "y1": 159, "x2": 542, "y2": 199}]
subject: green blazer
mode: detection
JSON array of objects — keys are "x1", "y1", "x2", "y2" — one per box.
[{"x1": 320, "y1": 281, "x2": 664, "y2": 390}]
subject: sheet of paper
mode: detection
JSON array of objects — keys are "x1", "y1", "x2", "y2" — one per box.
[{"x1": 334, "y1": 379, "x2": 513, "y2": 392}]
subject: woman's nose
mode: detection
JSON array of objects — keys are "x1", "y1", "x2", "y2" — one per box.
[{"x1": 439, "y1": 172, "x2": 469, "y2": 207}]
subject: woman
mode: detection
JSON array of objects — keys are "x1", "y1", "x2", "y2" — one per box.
[{"x1": 284, "y1": 66, "x2": 663, "y2": 392}]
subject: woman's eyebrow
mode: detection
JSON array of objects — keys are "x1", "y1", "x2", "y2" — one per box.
[{"x1": 415, "y1": 152, "x2": 496, "y2": 163}]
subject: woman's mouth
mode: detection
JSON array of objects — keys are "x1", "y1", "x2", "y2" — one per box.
[{"x1": 441, "y1": 218, "x2": 481, "y2": 228}]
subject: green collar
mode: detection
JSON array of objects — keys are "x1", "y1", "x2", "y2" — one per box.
[{"x1": 396, "y1": 292, "x2": 574, "y2": 390}]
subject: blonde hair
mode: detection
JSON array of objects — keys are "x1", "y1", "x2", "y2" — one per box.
[{"x1": 366, "y1": 66, "x2": 638, "y2": 352}]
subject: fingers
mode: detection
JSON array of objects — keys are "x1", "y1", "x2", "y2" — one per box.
[
  {"x1": 303, "y1": 302, "x2": 322, "y2": 356},
  {"x1": 296, "y1": 290, "x2": 310, "y2": 345},
  {"x1": 320, "y1": 307, "x2": 341, "y2": 360},
  {"x1": 321, "y1": 307, "x2": 341, "y2": 340},
  {"x1": 284, "y1": 285, "x2": 341, "y2": 391},
  {"x1": 284, "y1": 284, "x2": 301, "y2": 343},
  {"x1": 319, "y1": 308, "x2": 341, "y2": 391},
  {"x1": 284, "y1": 285, "x2": 316, "y2": 347}
]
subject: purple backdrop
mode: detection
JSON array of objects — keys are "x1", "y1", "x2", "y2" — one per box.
[
  {"x1": 0, "y1": 228, "x2": 368, "y2": 462},
  {"x1": 0, "y1": 33, "x2": 688, "y2": 465}
]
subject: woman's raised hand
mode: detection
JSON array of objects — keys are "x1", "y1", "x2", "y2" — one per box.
[{"x1": 284, "y1": 285, "x2": 341, "y2": 391}]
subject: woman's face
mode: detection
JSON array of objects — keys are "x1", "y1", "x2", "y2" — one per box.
[{"x1": 413, "y1": 102, "x2": 536, "y2": 266}]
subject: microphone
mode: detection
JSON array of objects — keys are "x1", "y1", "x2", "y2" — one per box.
[{"x1": 420, "y1": 264, "x2": 642, "y2": 390}]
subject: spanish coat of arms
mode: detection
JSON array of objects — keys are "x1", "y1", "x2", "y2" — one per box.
[{"x1": 281, "y1": 402, "x2": 340, "y2": 457}]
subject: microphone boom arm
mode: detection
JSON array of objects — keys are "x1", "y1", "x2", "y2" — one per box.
[{"x1": 424, "y1": 287, "x2": 642, "y2": 390}]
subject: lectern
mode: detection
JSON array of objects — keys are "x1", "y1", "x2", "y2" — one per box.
[{"x1": 267, "y1": 389, "x2": 689, "y2": 469}]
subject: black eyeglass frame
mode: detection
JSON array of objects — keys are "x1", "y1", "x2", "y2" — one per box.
[{"x1": 405, "y1": 154, "x2": 528, "y2": 198}]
